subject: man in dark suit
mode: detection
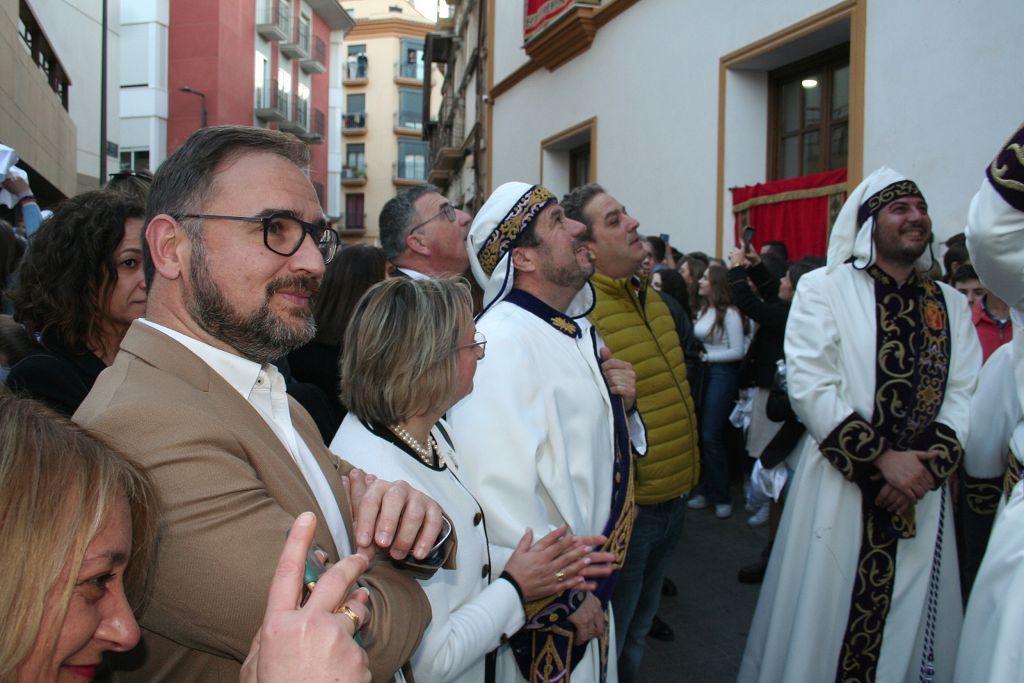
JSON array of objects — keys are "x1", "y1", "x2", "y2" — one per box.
[
  {"x1": 379, "y1": 184, "x2": 472, "y2": 279},
  {"x1": 75, "y1": 126, "x2": 449, "y2": 682}
]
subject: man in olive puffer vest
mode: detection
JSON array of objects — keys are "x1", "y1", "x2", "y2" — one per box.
[{"x1": 563, "y1": 184, "x2": 700, "y2": 683}]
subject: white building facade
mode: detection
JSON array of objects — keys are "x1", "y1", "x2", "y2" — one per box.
[
  {"x1": 487, "y1": 0, "x2": 1024, "y2": 255},
  {"x1": 119, "y1": 0, "x2": 168, "y2": 175}
]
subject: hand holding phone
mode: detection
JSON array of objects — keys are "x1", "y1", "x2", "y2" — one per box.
[
  {"x1": 240, "y1": 513, "x2": 372, "y2": 683},
  {"x1": 742, "y1": 225, "x2": 756, "y2": 249}
]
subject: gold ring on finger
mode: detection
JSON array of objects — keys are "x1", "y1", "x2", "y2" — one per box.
[
  {"x1": 337, "y1": 605, "x2": 362, "y2": 631},
  {"x1": 555, "y1": 569, "x2": 566, "y2": 582}
]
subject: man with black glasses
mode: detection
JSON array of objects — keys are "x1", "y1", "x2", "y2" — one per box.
[
  {"x1": 379, "y1": 184, "x2": 472, "y2": 279},
  {"x1": 75, "y1": 125, "x2": 452, "y2": 682}
]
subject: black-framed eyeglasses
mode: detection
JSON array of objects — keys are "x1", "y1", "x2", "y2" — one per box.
[
  {"x1": 408, "y1": 202, "x2": 457, "y2": 235},
  {"x1": 456, "y1": 331, "x2": 486, "y2": 359},
  {"x1": 108, "y1": 169, "x2": 154, "y2": 183},
  {"x1": 181, "y1": 212, "x2": 340, "y2": 263}
]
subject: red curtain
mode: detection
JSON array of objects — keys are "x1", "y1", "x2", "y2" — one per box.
[{"x1": 730, "y1": 168, "x2": 847, "y2": 261}]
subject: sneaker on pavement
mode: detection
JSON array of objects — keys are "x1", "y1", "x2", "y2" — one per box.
[
  {"x1": 747, "y1": 505, "x2": 770, "y2": 527},
  {"x1": 715, "y1": 503, "x2": 733, "y2": 519},
  {"x1": 687, "y1": 494, "x2": 709, "y2": 510}
]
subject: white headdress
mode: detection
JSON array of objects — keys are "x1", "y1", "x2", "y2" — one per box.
[
  {"x1": 826, "y1": 166, "x2": 932, "y2": 274},
  {"x1": 467, "y1": 181, "x2": 594, "y2": 316}
]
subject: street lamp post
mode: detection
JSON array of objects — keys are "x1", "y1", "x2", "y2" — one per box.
[{"x1": 178, "y1": 86, "x2": 208, "y2": 128}]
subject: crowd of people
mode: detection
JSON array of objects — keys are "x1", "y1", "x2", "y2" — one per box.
[{"x1": 0, "y1": 118, "x2": 1023, "y2": 683}]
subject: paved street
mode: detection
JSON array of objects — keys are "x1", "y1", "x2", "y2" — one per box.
[{"x1": 636, "y1": 497, "x2": 770, "y2": 682}]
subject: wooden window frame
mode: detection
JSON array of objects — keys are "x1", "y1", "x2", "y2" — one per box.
[
  {"x1": 539, "y1": 117, "x2": 598, "y2": 190},
  {"x1": 767, "y1": 43, "x2": 849, "y2": 180}
]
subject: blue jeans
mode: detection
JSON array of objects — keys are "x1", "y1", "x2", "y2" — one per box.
[
  {"x1": 612, "y1": 496, "x2": 687, "y2": 683},
  {"x1": 700, "y1": 362, "x2": 739, "y2": 505}
]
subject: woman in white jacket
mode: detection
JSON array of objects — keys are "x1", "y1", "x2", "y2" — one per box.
[
  {"x1": 330, "y1": 277, "x2": 614, "y2": 683},
  {"x1": 688, "y1": 264, "x2": 748, "y2": 519}
]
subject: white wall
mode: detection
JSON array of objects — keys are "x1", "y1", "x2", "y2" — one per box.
[
  {"x1": 119, "y1": 0, "x2": 168, "y2": 170},
  {"x1": 861, "y1": 0, "x2": 1024, "y2": 236},
  {"x1": 29, "y1": 0, "x2": 121, "y2": 185},
  {"x1": 490, "y1": 0, "x2": 1024, "y2": 256},
  {"x1": 491, "y1": 0, "x2": 834, "y2": 253},
  {"x1": 327, "y1": 31, "x2": 344, "y2": 217}
]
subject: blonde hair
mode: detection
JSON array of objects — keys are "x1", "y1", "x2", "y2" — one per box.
[
  {"x1": 0, "y1": 392, "x2": 159, "y2": 679},
  {"x1": 340, "y1": 277, "x2": 473, "y2": 424}
]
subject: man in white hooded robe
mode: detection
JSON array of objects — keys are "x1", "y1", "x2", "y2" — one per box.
[
  {"x1": 739, "y1": 168, "x2": 980, "y2": 683},
  {"x1": 447, "y1": 183, "x2": 645, "y2": 683},
  {"x1": 956, "y1": 120, "x2": 1024, "y2": 682}
]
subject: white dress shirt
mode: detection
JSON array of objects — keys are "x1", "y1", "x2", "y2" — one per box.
[{"x1": 394, "y1": 266, "x2": 430, "y2": 280}]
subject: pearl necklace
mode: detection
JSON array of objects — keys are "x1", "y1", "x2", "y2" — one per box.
[{"x1": 390, "y1": 424, "x2": 438, "y2": 466}]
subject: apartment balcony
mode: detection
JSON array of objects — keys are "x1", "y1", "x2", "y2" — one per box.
[
  {"x1": 428, "y1": 96, "x2": 466, "y2": 184},
  {"x1": 393, "y1": 161, "x2": 427, "y2": 187},
  {"x1": 254, "y1": 79, "x2": 286, "y2": 122},
  {"x1": 394, "y1": 110, "x2": 424, "y2": 135},
  {"x1": 344, "y1": 54, "x2": 368, "y2": 84},
  {"x1": 342, "y1": 165, "x2": 368, "y2": 187},
  {"x1": 338, "y1": 212, "x2": 367, "y2": 236},
  {"x1": 280, "y1": 97, "x2": 310, "y2": 135},
  {"x1": 297, "y1": 108, "x2": 325, "y2": 144},
  {"x1": 394, "y1": 60, "x2": 424, "y2": 85},
  {"x1": 342, "y1": 112, "x2": 367, "y2": 136},
  {"x1": 300, "y1": 36, "x2": 327, "y2": 74},
  {"x1": 281, "y1": 20, "x2": 310, "y2": 60},
  {"x1": 256, "y1": 0, "x2": 292, "y2": 42}
]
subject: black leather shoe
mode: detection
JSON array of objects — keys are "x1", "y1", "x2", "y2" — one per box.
[
  {"x1": 737, "y1": 542, "x2": 772, "y2": 584},
  {"x1": 647, "y1": 615, "x2": 675, "y2": 642},
  {"x1": 661, "y1": 577, "x2": 678, "y2": 597},
  {"x1": 737, "y1": 557, "x2": 767, "y2": 584}
]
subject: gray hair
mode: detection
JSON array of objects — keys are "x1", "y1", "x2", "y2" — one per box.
[{"x1": 378, "y1": 184, "x2": 442, "y2": 261}]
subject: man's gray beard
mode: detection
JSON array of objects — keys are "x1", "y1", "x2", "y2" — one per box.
[
  {"x1": 186, "y1": 242, "x2": 317, "y2": 364},
  {"x1": 540, "y1": 240, "x2": 595, "y2": 292}
]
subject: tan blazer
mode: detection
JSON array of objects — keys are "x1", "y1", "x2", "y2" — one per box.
[{"x1": 74, "y1": 321, "x2": 432, "y2": 682}]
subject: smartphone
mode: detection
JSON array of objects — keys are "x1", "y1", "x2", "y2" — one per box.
[
  {"x1": 659, "y1": 232, "x2": 670, "y2": 243},
  {"x1": 302, "y1": 543, "x2": 366, "y2": 647},
  {"x1": 742, "y1": 225, "x2": 756, "y2": 248},
  {"x1": 302, "y1": 543, "x2": 330, "y2": 605}
]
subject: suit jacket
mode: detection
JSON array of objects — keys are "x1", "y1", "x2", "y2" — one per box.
[{"x1": 74, "y1": 321, "x2": 432, "y2": 682}]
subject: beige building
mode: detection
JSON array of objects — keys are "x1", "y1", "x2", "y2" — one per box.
[
  {"x1": 332, "y1": 0, "x2": 440, "y2": 243},
  {"x1": 1, "y1": 0, "x2": 118, "y2": 204}
]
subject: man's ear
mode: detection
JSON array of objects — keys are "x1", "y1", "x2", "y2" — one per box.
[
  {"x1": 405, "y1": 229, "x2": 430, "y2": 257},
  {"x1": 511, "y1": 245, "x2": 536, "y2": 274},
  {"x1": 146, "y1": 214, "x2": 189, "y2": 281}
]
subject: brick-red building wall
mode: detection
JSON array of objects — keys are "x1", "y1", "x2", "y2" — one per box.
[
  {"x1": 167, "y1": 0, "x2": 255, "y2": 154},
  {"x1": 167, "y1": 0, "x2": 330, "y2": 209}
]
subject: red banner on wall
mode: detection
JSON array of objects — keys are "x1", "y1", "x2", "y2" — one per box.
[
  {"x1": 730, "y1": 168, "x2": 847, "y2": 262},
  {"x1": 524, "y1": 0, "x2": 598, "y2": 42}
]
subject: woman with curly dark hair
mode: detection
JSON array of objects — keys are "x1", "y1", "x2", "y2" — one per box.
[{"x1": 6, "y1": 190, "x2": 147, "y2": 415}]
